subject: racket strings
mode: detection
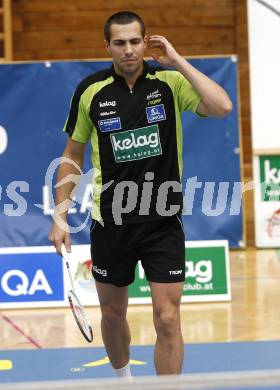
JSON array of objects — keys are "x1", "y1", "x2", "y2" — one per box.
[
  {"x1": 69, "y1": 291, "x2": 92, "y2": 340},
  {"x1": 75, "y1": 303, "x2": 88, "y2": 330},
  {"x1": 63, "y1": 250, "x2": 93, "y2": 342}
]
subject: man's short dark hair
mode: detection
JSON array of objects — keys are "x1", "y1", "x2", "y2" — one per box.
[{"x1": 104, "y1": 11, "x2": 145, "y2": 42}]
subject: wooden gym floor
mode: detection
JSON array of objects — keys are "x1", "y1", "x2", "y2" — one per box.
[{"x1": 1, "y1": 248, "x2": 280, "y2": 351}]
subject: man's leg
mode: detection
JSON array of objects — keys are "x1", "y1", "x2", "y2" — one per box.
[
  {"x1": 150, "y1": 281, "x2": 184, "y2": 375},
  {"x1": 95, "y1": 281, "x2": 130, "y2": 369}
]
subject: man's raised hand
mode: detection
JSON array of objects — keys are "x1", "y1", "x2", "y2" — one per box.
[{"x1": 149, "y1": 35, "x2": 181, "y2": 67}]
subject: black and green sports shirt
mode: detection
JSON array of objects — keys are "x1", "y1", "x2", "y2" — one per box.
[{"x1": 64, "y1": 61, "x2": 202, "y2": 224}]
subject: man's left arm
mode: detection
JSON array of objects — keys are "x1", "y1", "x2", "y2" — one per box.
[{"x1": 149, "y1": 35, "x2": 233, "y2": 117}]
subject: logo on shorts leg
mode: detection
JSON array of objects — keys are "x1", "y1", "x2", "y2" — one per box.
[
  {"x1": 110, "y1": 125, "x2": 162, "y2": 162},
  {"x1": 169, "y1": 270, "x2": 183, "y2": 276},
  {"x1": 93, "y1": 265, "x2": 107, "y2": 277}
]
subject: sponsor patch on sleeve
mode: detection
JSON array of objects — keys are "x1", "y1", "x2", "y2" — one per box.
[
  {"x1": 98, "y1": 117, "x2": 122, "y2": 132},
  {"x1": 146, "y1": 104, "x2": 166, "y2": 123}
]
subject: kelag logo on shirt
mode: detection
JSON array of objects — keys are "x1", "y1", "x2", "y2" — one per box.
[
  {"x1": 110, "y1": 125, "x2": 162, "y2": 162},
  {"x1": 146, "y1": 104, "x2": 166, "y2": 123}
]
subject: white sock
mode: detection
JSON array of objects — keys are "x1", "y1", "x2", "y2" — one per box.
[{"x1": 113, "y1": 362, "x2": 132, "y2": 377}]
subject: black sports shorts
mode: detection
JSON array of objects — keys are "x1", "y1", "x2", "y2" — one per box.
[{"x1": 90, "y1": 215, "x2": 185, "y2": 287}]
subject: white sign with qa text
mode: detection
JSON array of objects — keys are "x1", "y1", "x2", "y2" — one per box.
[{"x1": 0, "y1": 245, "x2": 97, "y2": 309}]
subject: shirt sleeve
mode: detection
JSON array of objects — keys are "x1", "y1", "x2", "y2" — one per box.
[
  {"x1": 175, "y1": 72, "x2": 205, "y2": 116},
  {"x1": 63, "y1": 86, "x2": 93, "y2": 143}
]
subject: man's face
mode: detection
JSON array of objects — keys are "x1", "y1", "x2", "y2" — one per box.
[{"x1": 105, "y1": 21, "x2": 147, "y2": 76}]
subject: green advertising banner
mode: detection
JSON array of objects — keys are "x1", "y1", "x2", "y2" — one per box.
[
  {"x1": 128, "y1": 240, "x2": 231, "y2": 303},
  {"x1": 259, "y1": 156, "x2": 280, "y2": 202},
  {"x1": 254, "y1": 155, "x2": 280, "y2": 247}
]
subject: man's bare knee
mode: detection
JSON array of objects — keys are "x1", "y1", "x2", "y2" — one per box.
[
  {"x1": 101, "y1": 303, "x2": 127, "y2": 324},
  {"x1": 96, "y1": 282, "x2": 128, "y2": 324},
  {"x1": 153, "y1": 306, "x2": 181, "y2": 338}
]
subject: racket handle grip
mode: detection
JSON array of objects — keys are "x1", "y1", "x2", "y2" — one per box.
[
  {"x1": 62, "y1": 245, "x2": 75, "y2": 291},
  {"x1": 66, "y1": 262, "x2": 75, "y2": 291}
]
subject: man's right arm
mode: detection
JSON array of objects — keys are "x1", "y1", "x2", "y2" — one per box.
[{"x1": 48, "y1": 138, "x2": 87, "y2": 255}]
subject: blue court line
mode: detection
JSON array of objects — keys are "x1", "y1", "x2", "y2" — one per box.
[{"x1": 1, "y1": 340, "x2": 280, "y2": 383}]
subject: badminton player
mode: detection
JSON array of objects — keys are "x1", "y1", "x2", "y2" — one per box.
[{"x1": 49, "y1": 11, "x2": 232, "y2": 376}]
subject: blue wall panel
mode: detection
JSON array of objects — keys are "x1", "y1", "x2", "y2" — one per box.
[{"x1": 0, "y1": 58, "x2": 242, "y2": 248}]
